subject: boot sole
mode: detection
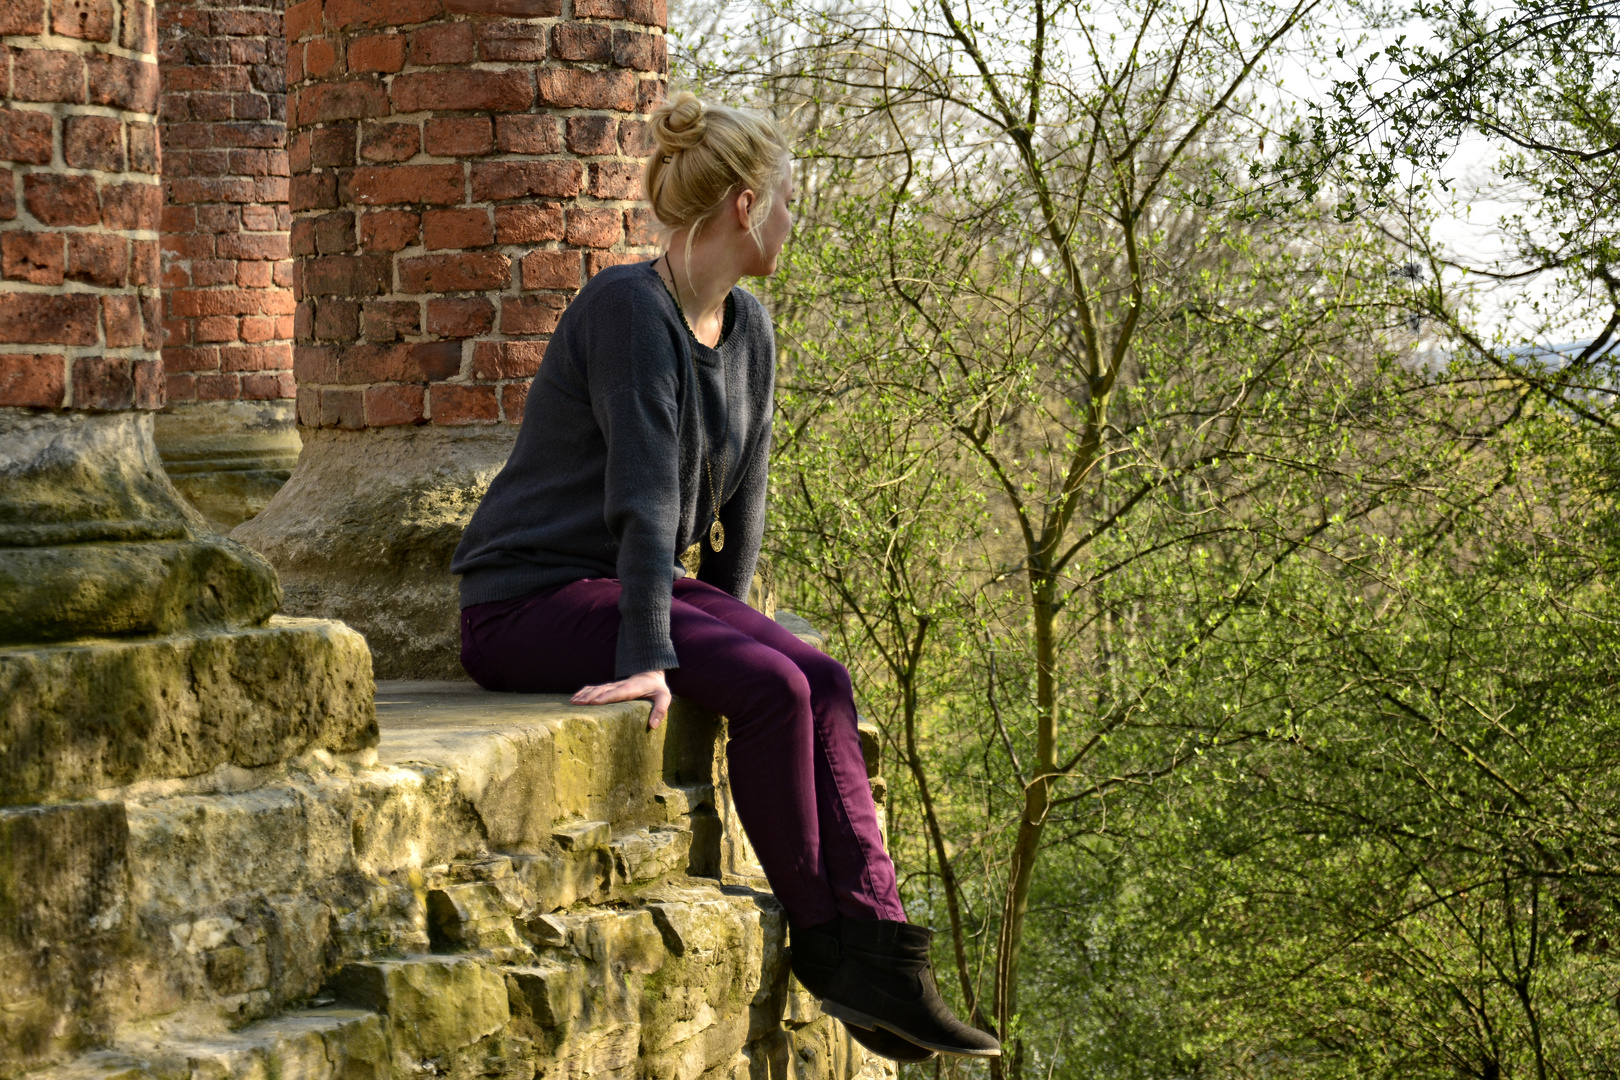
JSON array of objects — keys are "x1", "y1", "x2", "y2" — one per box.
[{"x1": 820, "y1": 999, "x2": 1002, "y2": 1058}]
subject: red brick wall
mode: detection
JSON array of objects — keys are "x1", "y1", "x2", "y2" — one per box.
[
  {"x1": 0, "y1": 0, "x2": 164, "y2": 410},
  {"x1": 284, "y1": 0, "x2": 666, "y2": 429},
  {"x1": 158, "y1": 0, "x2": 295, "y2": 405}
]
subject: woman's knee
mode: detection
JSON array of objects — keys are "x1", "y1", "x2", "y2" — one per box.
[{"x1": 798, "y1": 651, "x2": 854, "y2": 708}]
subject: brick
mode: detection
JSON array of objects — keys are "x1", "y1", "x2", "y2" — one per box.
[
  {"x1": 294, "y1": 383, "x2": 318, "y2": 422},
  {"x1": 424, "y1": 117, "x2": 493, "y2": 157},
  {"x1": 565, "y1": 207, "x2": 623, "y2": 248},
  {"x1": 520, "y1": 249, "x2": 580, "y2": 290},
  {"x1": 349, "y1": 33, "x2": 406, "y2": 72},
  {"x1": 128, "y1": 122, "x2": 159, "y2": 173},
  {"x1": 494, "y1": 203, "x2": 563, "y2": 243},
  {"x1": 586, "y1": 250, "x2": 642, "y2": 277},
  {"x1": 130, "y1": 239, "x2": 159, "y2": 285},
  {"x1": 242, "y1": 205, "x2": 279, "y2": 231},
  {"x1": 426, "y1": 296, "x2": 493, "y2": 337},
  {"x1": 284, "y1": 0, "x2": 321, "y2": 40},
  {"x1": 290, "y1": 172, "x2": 338, "y2": 211},
  {"x1": 470, "y1": 160, "x2": 580, "y2": 201},
  {"x1": 169, "y1": 287, "x2": 289, "y2": 316},
  {"x1": 102, "y1": 294, "x2": 143, "y2": 346},
  {"x1": 359, "y1": 208, "x2": 419, "y2": 251},
  {"x1": 588, "y1": 160, "x2": 642, "y2": 200},
  {"x1": 314, "y1": 211, "x2": 355, "y2": 254},
  {"x1": 64, "y1": 115, "x2": 125, "y2": 172},
  {"x1": 0, "y1": 0, "x2": 44, "y2": 35},
  {"x1": 429, "y1": 381, "x2": 497, "y2": 423},
  {"x1": 121, "y1": 1, "x2": 156, "y2": 51},
  {"x1": 613, "y1": 29, "x2": 666, "y2": 71},
  {"x1": 477, "y1": 20, "x2": 544, "y2": 61},
  {"x1": 637, "y1": 78, "x2": 665, "y2": 115},
  {"x1": 313, "y1": 298, "x2": 358, "y2": 339},
  {"x1": 195, "y1": 372, "x2": 241, "y2": 401},
  {"x1": 297, "y1": 79, "x2": 390, "y2": 124},
  {"x1": 565, "y1": 115, "x2": 617, "y2": 156},
  {"x1": 0, "y1": 109, "x2": 53, "y2": 164},
  {"x1": 219, "y1": 232, "x2": 292, "y2": 260},
  {"x1": 167, "y1": 372, "x2": 197, "y2": 401},
  {"x1": 444, "y1": 0, "x2": 557, "y2": 13},
  {"x1": 319, "y1": 386, "x2": 363, "y2": 427},
  {"x1": 0, "y1": 352, "x2": 63, "y2": 407},
  {"x1": 293, "y1": 344, "x2": 337, "y2": 381},
  {"x1": 220, "y1": 344, "x2": 293, "y2": 372},
  {"x1": 551, "y1": 22, "x2": 610, "y2": 62},
  {"x1": 348, "y1": 163, "x2": 464, "y2": 205},
  {"x1": 360, "y1": 122, "x2": 419, "y2": 162},
  {"x1": 398, "y1": 251, "x2": 510, "y2": 292},
  {"x1": 72, "y1": 357, "x2": 134, "y2": 408},
  {"x1": 289, "y1": 132, "x2": 311, "y2": 173},
  {"x1": 240, "y1": 315, "x2": 279, "y2": 341},
  {"x1": 500, "y1": 379, "x2": 526, "y2": 421},
  {"x1": 53, "y1": 0, "x2": 113, "y2": 40},
  {"x1": 536, "y1": 68, "x2": 636, "y2": 111},
  {"x1": 494, "y1": 114, "x2": 560, "y2": 155},
  {"x1": 101, "y1": 182, "x2": 163, "y2": 230},
  {"x1": 302, "y1": 253, "x2": 390, "y2": 295},
  {"x1": 362, "y1": 299, "x2": 418, "y2": 341},
  {"x1": 408, "y1": 21, "x2": 475, "y2": 64},
  {"x1": 195, "y1": 315, "x2": 240, "y2": 342},
  {"x1": 573, "y1": 0, "x2": 663, "y2": 23},
  {"x1": 625, "y1": 206, "x2": 658, "y2": 246},
  {"x1": 14, "y1": 49, "x2": 86, "y2": 103},
  {"x1": 240, "y1": 371, "x2": 294, "y2": 399},
  {"x1": 0, "y1": 171, "x2": 13, "y2": 221},
  {"x1": 163, "y1": 346, "x2": 218, "y2": 372},
  {"x1": 87, "y1": 55, "x2": 159, "y2": 112},
  {"x1": 323, "y1": 0, "x2": 442, "y2": 30},
  {"x1": 619, "y1": 119, "x2": 655, "y2": 156},
  {"x1": 478, "y1": 330, "x2": 551, "y2": 371},
  {"x1": 25, "y1": 175, "x2": 100, "y2": 227},
  {"x1": 422, "y1": 207, "x2": 492, "y2": 249},
  {"x1": 310, "y1": 124, "x2": 358, "y2": 167},
  {"x1": 389, "y1": 70, "x2": 532, "y2": 114},
  {"x1": 68, "y1": 233, "x2": 128, "y2": 286},
  {"x1": 303, "y1": 39, "x2": 339, "y2": 78},
  {"x1": 2, "y1": 231, "x2": 64, "y2": 284},
  {"x1": 365, "y1": 382, "x2": 424, "y2": 425}
]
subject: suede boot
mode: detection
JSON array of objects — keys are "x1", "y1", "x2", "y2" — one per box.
[
  {"x1": 789, "y1": 920, "x2": 939, "y2": 1064},
  {"x1": 818, "y1": 919, "x2": 1001, "y2": 1058}
]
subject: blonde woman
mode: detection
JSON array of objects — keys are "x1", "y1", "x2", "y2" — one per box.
[{"x1": 450, "y1": 92, "x2": 999, "y2": 1062}]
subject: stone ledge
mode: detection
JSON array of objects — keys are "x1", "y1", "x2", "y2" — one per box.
[{"x1": 0, "y1": 617, "x2": 376, "y2": 806}]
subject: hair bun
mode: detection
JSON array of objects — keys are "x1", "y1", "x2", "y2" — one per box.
[{"x1": 652, "y1": 91, "x2": 707, "y2": 154}]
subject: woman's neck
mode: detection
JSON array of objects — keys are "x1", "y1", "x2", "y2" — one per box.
[{"x1": 661, "y1": 233, "x2": 743, "y2": 347}]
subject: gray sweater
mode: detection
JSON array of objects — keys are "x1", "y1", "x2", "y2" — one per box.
[{"x1": 451, "y1": 260, "x2": 775, "y2": 677}]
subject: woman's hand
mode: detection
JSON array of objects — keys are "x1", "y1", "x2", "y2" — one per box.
[{"x1": 572, "y1": 669, "x2": 673, "y2": 729}]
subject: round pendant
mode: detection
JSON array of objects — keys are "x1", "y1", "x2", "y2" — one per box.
[{"x1": 709, "y1": 519, "x2": 725, "y2": 552}]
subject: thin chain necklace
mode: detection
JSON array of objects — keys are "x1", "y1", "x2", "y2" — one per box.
[{"x1": 658, "y1": 254, "x2": 728, "y2": 553}]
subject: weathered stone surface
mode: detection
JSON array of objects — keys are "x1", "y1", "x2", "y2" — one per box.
[
  {"x1": 233, "y1": 427, "x2": 517, "y2": 681},
  {"x1": 0, "y1": 617, "x2": 377, "y2": 805},
  {"x1": 0, "y1": 410, "x2": 281, "y2": 645},
  {"x1": 154, "y1": 402, "x2": 302, "y2": 533},
  {"x1": 2, "y1": 682, "x2": 892, "y2": 1080}
]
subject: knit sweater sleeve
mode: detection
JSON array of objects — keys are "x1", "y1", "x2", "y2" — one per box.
[{"x1": 588, "y1": 297, "x2": 685, "y2": 678}]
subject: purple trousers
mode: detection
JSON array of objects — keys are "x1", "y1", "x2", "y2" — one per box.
[{"x1": 459, "y1": 576, "x2": 905, "y2": 928}]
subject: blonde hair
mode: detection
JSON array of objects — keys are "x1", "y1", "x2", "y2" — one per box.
[{"x1": 643, "y1": 91, "x2": 791, "y2": 259}]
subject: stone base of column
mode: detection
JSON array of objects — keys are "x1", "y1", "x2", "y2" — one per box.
[
  {"x1": 153, "y1": 401, "x2": 302, "y2": 532},
  {"x1": 0, "y1": 408, "x2": 378, "y2": 802},
  {"x1": 232, "y1": 426, "x2": 519, "y2": 682}
]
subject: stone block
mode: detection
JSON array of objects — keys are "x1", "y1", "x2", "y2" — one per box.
[
  {"x1": 0, "y1": 616, "x2": 376, "y2": 804},
  {"x1": 327, "y1": 956, "x2": 509, "y2": 1055},
  {"x1": 426, "y1": 881, "x2": 522, "y2": 951}
]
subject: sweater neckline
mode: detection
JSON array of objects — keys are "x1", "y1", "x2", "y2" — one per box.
[{"x1": 643, "y1": 260, "x2": 746, "y2": 362}]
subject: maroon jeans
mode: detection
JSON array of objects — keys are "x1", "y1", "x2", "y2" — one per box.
[{"x1": 459, "y1": 576, "x2": 905, "y2": 928}]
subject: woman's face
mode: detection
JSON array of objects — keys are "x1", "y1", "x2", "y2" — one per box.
[{"x1": 743, "y1": 166, "x2": 795, "y2": 277}]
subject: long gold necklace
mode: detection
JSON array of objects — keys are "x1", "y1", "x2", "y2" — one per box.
[{"x1": 659, "y1": 255, "x2": 727, "y2": 553}]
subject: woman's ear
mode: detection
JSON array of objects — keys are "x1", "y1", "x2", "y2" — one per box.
[{"x1": 734, "y1": 188, "x2": 756, "y2": 229}]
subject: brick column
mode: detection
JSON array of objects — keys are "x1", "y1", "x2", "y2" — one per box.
[
  {"x1": 152, "y1": 0, "x2": 299, "y2": 529},
  {"x1": 235, "y1": 0, "x2": 667, "y2": 678},
  {"x1": 0, "y1": 5, "x2": 374, "y2": 1061}
]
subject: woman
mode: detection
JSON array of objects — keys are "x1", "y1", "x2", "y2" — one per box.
[{"x1": 450, "y1": 92, "x2": 999, "y2": 1062}]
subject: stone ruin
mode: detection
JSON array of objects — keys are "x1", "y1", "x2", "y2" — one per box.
[{"x1": 0, "y1": 0, "x2": 887, "y2": 1078}]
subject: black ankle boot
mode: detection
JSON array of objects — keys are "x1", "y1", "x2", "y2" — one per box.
[
  {"x1": 819, "y1": 919, "x2": 1001, "y2": 1058},
  {"x1": 789, "y1": 920, "x2": 940, "y2": 1064}
]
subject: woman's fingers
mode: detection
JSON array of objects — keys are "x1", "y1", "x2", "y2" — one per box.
[{"x1": 570, "y1": 671, "x2": 671, "y2": 729}]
